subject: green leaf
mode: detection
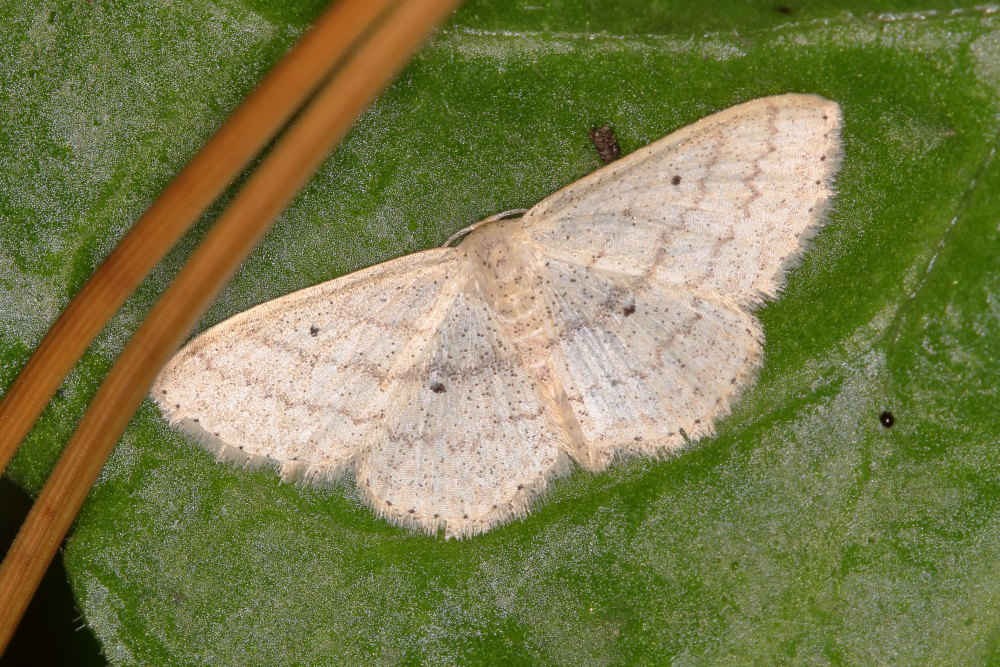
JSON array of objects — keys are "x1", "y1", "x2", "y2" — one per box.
[{"x1": 2, "y1": 0, "x2": 998, "y2": 663}]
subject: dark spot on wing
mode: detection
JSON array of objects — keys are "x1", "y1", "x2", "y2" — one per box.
[
  {"x1": 622, "y1": 304, "x2": 636, "y2": 316},
  {"x1": 671, "y1": 175, "x2": 682, "y2": 185},
  {"x1": 430, "y1": 382, "x2": 447, "y2": 393},
  {"x1": 309, "y1": 325, "x2": 319, "y2": 337}
]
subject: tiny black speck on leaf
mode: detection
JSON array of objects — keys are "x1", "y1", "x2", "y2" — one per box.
[{"x1": 879, "y1": 411, "x2": 895, "y2": 428}]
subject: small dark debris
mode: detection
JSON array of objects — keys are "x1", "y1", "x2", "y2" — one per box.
[
  {"x1": 776, "y1": 4, "x2": 793, "y2": 14},
  {"x1": 879, "y1": 411, "x2": 895, "y2": 428},
  {"x1": 623, "y1": 304, "x2": 636, "y2": 316},
  {"x1": 309, "y1": 325, "x2": 320, "y2": 337},
  {"x1": 589, "y1": 124, "x2": 621, "y2": 163}
]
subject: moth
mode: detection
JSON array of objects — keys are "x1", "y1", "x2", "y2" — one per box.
[{"x1": 153, "y1": 94, "x2": 842, "y2": 537}]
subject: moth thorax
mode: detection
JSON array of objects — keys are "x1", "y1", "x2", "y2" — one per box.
[{"x1": 463, "y1": 223, "x2": 543, "y2": 324}]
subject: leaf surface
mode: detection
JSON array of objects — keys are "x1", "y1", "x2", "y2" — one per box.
[{"x1": 1, "y1": 1, "x2": 997, "y2": 663}]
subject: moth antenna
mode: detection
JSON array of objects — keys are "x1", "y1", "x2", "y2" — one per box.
[{"x1": 443, "y1": 208, "x2": 528, "y2": 246}]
